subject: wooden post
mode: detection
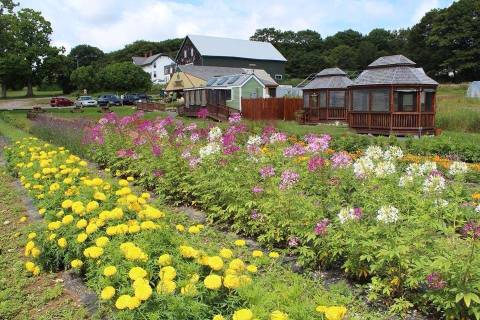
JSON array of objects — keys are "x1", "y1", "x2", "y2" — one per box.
[
  {"x1": 390, "y1": 86, "x2": 394, "y2": 132},
  {"x1": 416, "y1": 87, "x2": 421, "y2": 130}
]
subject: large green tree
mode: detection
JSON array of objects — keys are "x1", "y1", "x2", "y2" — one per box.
[
  {"x1": 0, "y1": 0, "x2": 18, "y2": 97},
  {"x1": 99, "y1": 62, "x2": 151, "y2": 92},
  {"x1": 68, "y1": 44, "x2": 105, "y2": 68},
  {"x1": 70, "y1": 65, "x2": 99, "y2": 92}
]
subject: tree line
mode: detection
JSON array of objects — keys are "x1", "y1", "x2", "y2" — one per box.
[{"x1": 1, "y1": 0, "x2": 478, "y2": 96}]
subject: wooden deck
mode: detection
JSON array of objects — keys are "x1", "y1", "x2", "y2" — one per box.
[
  {"x1": 303, "y1": 107, "x2": 347, "y2": 123},
  {"x1": 349, "y1": 112, "x2": 435, "y2": 135}
]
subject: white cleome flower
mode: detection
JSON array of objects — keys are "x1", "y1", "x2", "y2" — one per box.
[
  {"x1": 433, "y1": 199, "x2": 449, "y2": 208},
  {"x1": 376, "y1": 205, "x2": 399, "y2": 223},
  {"x1": 384, "y1": 146, "x2": 404, "y2": 161},
  {"x1": 364, "y1": 146, "x2": 384, "y2": 161},
  {"x1": 374, "y1": 161, "x2": 396, "y2": 177},
  {"x1": 399, "y1": 175, "x2": 414, "y2": 187},
  {"x1": 475, "y1": 204, "x2": 480, "y2": 213},
  {"x1": 353, "y1": 157, "x2": 375, "y2": 177},
  {"x1": 423, "y1": 175, "x2": 446, "y2": 193},
  {"x1": 247, "y1": 135, "x2": 262, "y2": 146},
  {"x1": 199, "y1": 143, "x2": 220, "y2": 158},
  {"x1": 448, "y1": 161, "x2": 468, "y2": 176},
  {"x1": 208, "y1": 127, "x2": 222, "y2": 141}
]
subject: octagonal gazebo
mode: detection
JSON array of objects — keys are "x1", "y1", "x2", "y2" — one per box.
[
  {"x1": 302, "y1": 68, "x2": 353, "y2": 123},
  {"x1": 348, "y1": 55, "x2": 438, "y2": 135}
]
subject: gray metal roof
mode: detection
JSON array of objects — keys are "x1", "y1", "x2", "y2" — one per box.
[
  {"x1": 353, "y1": 66, "x2": 439, "y2": 86},
  {"x1": 186, "y1": 35, "x2": 287, "y2": 62},
  {"x1": 178, "y1": 65, "x2": 277, "y2": 86},
  {"x1": 132, "y1": 53, "x2": 169, "y2": 66},
  {"x1": 303, "y1": 68, "x2": 353, "y2": 90},
  {"x1": 205, "y1": 74, "x2": 265, "y2": 88},
  {"x1": 316, "y1": 67, "x2": 347, "y2": 77},
  {"x1": 368, "y1": 55, "x2": 416, "y2": 68}
]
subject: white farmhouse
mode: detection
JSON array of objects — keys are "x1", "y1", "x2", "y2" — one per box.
[{"x1": 132, "y1": 53, "x2": 174, "y2": 84}]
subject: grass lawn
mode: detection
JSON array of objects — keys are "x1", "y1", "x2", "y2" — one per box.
[
  {"x1": 1, "y1": 87, "x2": 63, "y2": 99},
  {"x1": 0, "y1": 167, "x2": 90, "y2": 319}
]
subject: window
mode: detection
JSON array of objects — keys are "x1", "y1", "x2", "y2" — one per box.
[
  {"x1": 394, "y1": 89, "x2": 417, "y2": 112},
  {"x1": 310, "y1": 94, "x2": 318, "y2": 108},
  {"x1": 371, "y1": 89, "x2": 389, "y2": 112},
  {"x1": 201, "y1": 90, "x2": 207, "y2": 106},
  {"x1": 329, "y1": 91, "x2": 345, "y2": 108},
  {"x1": 275, "y1": 74, "x2": 283, "y2": 80},
  {"x1": 303, "y1": 94, "x2": 309, "y2": 108},
  {"x1": 153, "y1": 63, "x2": 156, "y2": 68},
  {"x1": 184, "y1": 49, "x2": 187, "y2": 58},
  {"x1": 421, "y1": 90, "x2": 435, "y2": 112},
  {"x1": 195, "y1": 90, "x2": 200, "y2": 105},
  {"x1": 190, "y1": 48, "x2": 194, "y2": 56},
  {"x1": 319, "y1": 91, "x2": 327, "y2": 108},
  {"x1": 352, "y1": 90, "x2": 369, "y2": 111},
  {"x1": 153, "y1": 72, "x2": 157, "y2": 78}
]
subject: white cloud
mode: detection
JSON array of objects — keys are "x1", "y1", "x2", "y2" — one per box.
[{"x1": 19, "y1": 0, "x2": 454, "y2": 53}]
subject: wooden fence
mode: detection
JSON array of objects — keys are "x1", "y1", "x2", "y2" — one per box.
[{"x1": 241, "y1": 98, "x2": 303, "y2": 121}]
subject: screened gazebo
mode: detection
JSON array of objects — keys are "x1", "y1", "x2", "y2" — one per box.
[
  {"x1": 302, "y1": 68, "x2": 352, "y2": 123},
  {"x1": 348, "y1": 55, "x2": 438, "y2": 135}
]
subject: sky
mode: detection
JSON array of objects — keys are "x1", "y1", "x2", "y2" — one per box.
[{"x1": 19, "y1": 0, "x2": 454, "y2": 53}]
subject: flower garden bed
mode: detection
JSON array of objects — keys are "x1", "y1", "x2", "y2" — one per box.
[
  {"x1": 2, "y1": 111, "x2": 480, "y2": 319},
  {"x1": 2, "y1": 136, "x2": 383, "y2": 320},
  {"x1": 75, "y1": 111, "x2": 480, "y2": 319}
]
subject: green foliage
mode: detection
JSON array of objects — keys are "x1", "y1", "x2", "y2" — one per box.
[
  {"x1": 68, "y1": 44, "x2": 105, "y2": 68},
  {"x1": 70, "y1": 65, "x2": 99, "y2": 92},
  {"x1": 100, "y1": 62, "x2": 151, "y2": 92}
]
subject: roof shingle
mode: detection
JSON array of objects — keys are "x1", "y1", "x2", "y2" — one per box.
[{"x1": 303, "y1": 67, "x2": 353, "y2": 90}]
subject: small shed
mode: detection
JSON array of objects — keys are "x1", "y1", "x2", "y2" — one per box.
[
  {"x1": 302, "y1": 67, "x2": 352, "y2": 123},
  {"x1": 183, "y1": 73, "x2": 265, "y2": 121},
  {"x1": 348, "y1": 55, "x2": 438, "y2": 135}
]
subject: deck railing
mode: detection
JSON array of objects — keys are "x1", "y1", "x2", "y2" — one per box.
[
  {"x1": 303, "y1": 107, "x2": 347, "y2": 122},
  {"x1": 349, "y1": 112, "x2": 435, "y2": 132}
]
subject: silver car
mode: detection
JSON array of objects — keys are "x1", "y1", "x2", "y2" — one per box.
[{"x1": 75, "y1": 96, "x2": 98, "y2": 107}]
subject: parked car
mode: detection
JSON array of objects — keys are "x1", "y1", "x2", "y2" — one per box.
[
  {"x1": 50, "y1": 97, "x2": 73, "y2": 107},
  {"x1": 122, "y1": 94, "x2": 139, "y2": 105},
  {"x1": 122, "y1": 93, "x2": 150, "y2": 105},
  {"x1": 97, "y1": 94, "x2": 122, "y2": 107},
  {"x1": 74, "y1": 96, "x2": 97, "y2": 107}
]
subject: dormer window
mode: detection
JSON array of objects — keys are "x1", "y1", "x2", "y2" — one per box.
[
  {"x1": 184, "y1": 49, "x2": 187, "y2": 58},
  {"x1": 190, "y1": 47, "x2": 194, "y2": 56}
]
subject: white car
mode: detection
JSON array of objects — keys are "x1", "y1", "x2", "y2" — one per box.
[{"x1": 75, "y1": 96, "x2": 98, "y2": 107}]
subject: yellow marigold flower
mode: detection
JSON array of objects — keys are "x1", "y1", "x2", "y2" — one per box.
[
  {"x1": 157, "y1": 280, "x2": 176, "y2": 294},
  {"x1": 213, "y1": 315, "x2": 225, "y2": 320},
  {"x1": 189, "y1": 273, "x2": 200, "y2": 283},
  {"x1": 115, "y1": 295, "x2": 131, "y2": 310},
  {"x1": 103, "y1": 265, "x2": 117, "y2": 277},
  {"x1": 62, "y1": 199, "x2": 73, "y2": 209},
  {"x1": 229, "y1": 259, "x2": 245, "y2": 272},
  {"x1": 95, "y1": 236, "x2": 109, "y2": 248},
  {"x1": 79, "y1": 160, "x2": 87, "y2": 167},
  {"x1": 208, "y1": 256, "x2": 224, "y2": 271},
  {"x1": 269, "y1": 252, "x2": 280, "y2": 259},
  {"x1": 33, "y1": 266, "x2": 40, "y2": 276},
  {"x1": 232, "y1": 308, "x2": 253, "y2": 320},
  {"x1": 127, "y1": 176, "x2": 134, "y2": 181},
  {"x1": 180, "y1": 283, "x2": 197, "y2": 296},
  {"x1": 188, "y1": 225, "x2": 200, "y2": 234},
  {"x1": 247, "y1": 265, "x2": 258, "y2": 273},
  {"x1": 270, "y1": 311, "x2": 288, "y2": 320},
  {"x1": 71, "y1": 201, "x2": 84, "y2": 214},
  {"x1": 91, "y1": 178, "x2": 103, "y2": 186},
  {"x1": 176, "y1": 224, "x2": 185, "y2": 232},
  {"x1": 76, "y1": 219, "x2": 88, "y2": 229},
  {"x1": 94, "y1": 192, "x2": 106, "y2": 201},
  {"x1": 57, "y1": 237, "x2": 67, "y2": 248},
  {"x1": 19, "y1": 216, "x2": 27, "y2": 223},
  {"x1": 33, "y1": 173, "x2": 41, "y2": 179},
  {"x1": 62, "y1": 214, "x2": 74, "y2": 225},
  {"x1": 25, "y1": 261, "x2": 35, "y2": 272},
  {"x1": 83, "y1": 246, "x2": 104, "y2": 259},
  {"x1": 204, "y1": 274, "x2": 222, "y2": 290},
  {"x1": 63, "y1": 177, "x2": 72, "y2": 184},
  {"x1": 31, "y1": 247, "x2": 41, "y2": 257},
  {"x1": 234, "y1": 239, "x2": 246, "y2": 247},
  {"x1": 28, "y1": 232, "x2": 37, "y2": 240},
  {"x1": 47, "y1": 221, "x2": 62, "y2": 231},
  {"x1": 179, "y1": 245, "x2": 198, "y2": 258},
  {"x1": 223, "y1": 274, "x2": 240, "y2": 289},
  {"x1": 159, "y1": 266, "x2": 176, "y2": 281},
  {"x1": 71, "y1": 259, "x2": 83, "y2": 269},
  {"x1": 252, "y1": 250, "x2": 263, "y2": 258},
  {"x1": 133, "y1": 280, "x2": 152, "y2": 301},
  {"x1": 141, "y1": 192, "x2": 150, "y2": 199},
  {"x1": 129, "y1": 267, "x2": 148, "y2": 280},
  {"x1": 219, "y1": 248, "x2": 233, "y2": 259},
  {"x1": 118, "y1": 179, "x2": 129, "y2": 187},
  {"x1": 48, "y1": 233, "x2": 57, "y2": 241},
  {"x1": 158, "y1": 254, "x2": 172, "y2": 266},
  {"x1": 85, "y1": 223, "x2": 98, "y2": 235},
  {"x1": 316, "y1": 306, "x2": 347, "y2": 320},
  {"x1": 86, "y1": 201, "x2": 99, "y2": 212},
  {"x1": 100, "y1": 286, "x2": 115, "y2": 300},
  {"x1": 38, "y1": 208, "x2": 46, "y2": 215}
]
